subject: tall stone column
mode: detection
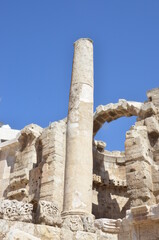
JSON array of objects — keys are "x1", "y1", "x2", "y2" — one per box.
[{"x1": 63, "y1": 38, "x2": 94, "y2": 219}]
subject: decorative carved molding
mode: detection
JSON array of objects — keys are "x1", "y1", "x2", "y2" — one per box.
[
  {"x1": 95, "y1": 218, "x2": 121, "y2": 233},
  {"x1": 0, "y1": 199, "x2": 33, "y2": 222},
  {"x1": 82, "y1": 215, "x2": 95, "y2": 233},
  {"x1": 63, "y1": 215, "x2": 83, "y2": 231},
  {"x1": 37, "y1": 200, "x2": 62, "y2": 227},
  {"x1": 128, "y1": 204, "x2": 159, "y2": 224},
  {"x1": 62, "y1": 214, "x2": 95, "y2": 232}
]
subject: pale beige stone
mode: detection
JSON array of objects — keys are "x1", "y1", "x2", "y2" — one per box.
[
  {"x1": 60, "y1": 228, "x2": 73, "y2": 240},
  {"x1": 75, "y1": 231, "x2": 97, "y2": 240},
  {"x1": 145, "y1": 116, "x2": 159, "y2": 136},
  {"x1": 147, "y1": 88, "x2": 159, "y2": 107},
  {"x1": 5, "y1": 229, "x2": 40, "y2": 240},
  {"x1": 63, "y1": 38, "x2": 94, "y2": 216},
  {"x1": 0, "y1": 39, "x2": 159, "y2": 240}
]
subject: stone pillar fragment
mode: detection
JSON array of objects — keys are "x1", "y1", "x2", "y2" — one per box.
[{"x1": 63, "y1": 38, "x2": 94, "y2": 216}]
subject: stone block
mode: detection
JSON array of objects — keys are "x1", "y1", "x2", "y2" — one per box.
[
  {"x1": 145, "y1": 116, "x2": 159, "y2": 136},
  {"x1": 128, "y1": 187, "x2": 152, "y2": 201},
  {"x1": 60, "y1": 228, "x2": 73, "y2": 240},
  {"x1": 125, "y1": 125, "x2": 153, "y2": 167},
  {"x1": 9, "y1": 168, "x2": 29, "y2": 187},
  {"x1": 152, "y1": 165, "x2": 159, "y2": 183},
  {"x1": 7, "y1": 188, "x2": 28, "y2": 199},
  {"x1": 36, "y1": 200, "x2": 62, "y2": 227},
  {"x1": 75, "y1": 231, "x2": 97, "y2": 240},
  {"x1": 126, "y1": 161, "x2": 153, "y2": 191},
  {"x1": 5, "y1": 229, "x2": 40, "y2": 240},
  {"x1": 131, "y1": 205, "x2": 149, "y2": 216},
  {"x1": 0, "y1": 178, "x2": 10, "y2": 198},
  {"x1": 126, "y1": 160, "x2": 151, "y2": 174},
  {"x1": 139, "y1": 102, "x2": 157, "y2": 119},
  {"x1": 147, "y1": 88, "x2": 159, "y2": 107},
  {"x1": 127, "y1": 172, "x2": 153, "y2": 191}
]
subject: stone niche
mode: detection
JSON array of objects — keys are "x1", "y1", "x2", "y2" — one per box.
[{"x1": 0, "y1": 38, "x2": 159, "y2": 240}]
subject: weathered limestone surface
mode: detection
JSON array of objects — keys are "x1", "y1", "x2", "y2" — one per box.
[
  {"x1": 0, "y1": 199, "x2": 33, "y2": 222},
  {"x1": 0, "y1": 139, "x2": 19, "y2": 199},
  {"x1": 119, "y1": 204, "x2": 159, "y2": 240},
  {"x1": 36, "y1": 200, "x2": 62, "y2": 227},
  {"x1": 93, "y1": 99, "x2": 157, "y2": 136},
  {"x1": 147, "y1": 88, "x2": 159, "y2": 107},
  {"x1": 7, "y1": 124, "x2": 43, "y2": 201},
  {"x1": 93, "y1": 145, "x2": 129, "y2": 219},
  {"x1": 0, "y1": 219, "x2": 104, "y2": 240},
  {"x1": 39, "y1": 120, "x2": 66, "y2": 212},
  {"x1": 63, "y1": 38, "x2": 94, "y2": 216},
  {"x1": 0, "y1": 39, "x2": 159, "y2": 239},
  {"x1": 125, "y1": 108, "x2": 159, "y2": 207},
  {"x1": 0, "y1": 219, "x2": 61, "y2": 240}
]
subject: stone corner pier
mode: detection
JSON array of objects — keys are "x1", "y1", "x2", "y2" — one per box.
[{"x1": 62, "y1": 38, "x2": 94, "y2": 231}]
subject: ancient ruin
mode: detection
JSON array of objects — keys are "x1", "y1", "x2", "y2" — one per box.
[{"x1": 0, "y1": 38, "x2": 159, "y2": 239}]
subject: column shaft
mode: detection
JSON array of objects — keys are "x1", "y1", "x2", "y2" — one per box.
[{"x1": 63, "y1": 38, "x2": 94, "y2": 215}]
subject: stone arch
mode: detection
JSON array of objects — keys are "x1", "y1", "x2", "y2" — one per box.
[
  {"x1": 93, "y1": 99, "x2": 156, "y2": 136},
  {"x1": 92, "y1": 99, "x2": 156, "y2": 220}
]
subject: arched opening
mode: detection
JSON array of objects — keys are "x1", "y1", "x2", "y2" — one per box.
[
  {"x1": 92, "y1": 100, "x2": 142, "y2": 219},
  {"x1": 95, "y1": 116, "x2": 136, "y2": 151}
]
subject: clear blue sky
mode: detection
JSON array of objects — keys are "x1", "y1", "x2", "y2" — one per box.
[{"x1": 0, "y1": 1, "x2": 159, "y2": 150}]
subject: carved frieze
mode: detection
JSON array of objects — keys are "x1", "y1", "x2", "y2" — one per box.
[
  {"x1": 82, "y1": 215, "x2": 95, "y2": 233},
  {"x1": 63, "y1": 215, "x2": 83, "y2": 231},
  {"x1": 37, "y1": 200, "x2": 62, "y2": 227},
  {"x1": 62, "y1": 214, "x2": 95, "y2": 232},
  {"x1": 0, "y1": 199, "x2": 33, "y2": 222}
]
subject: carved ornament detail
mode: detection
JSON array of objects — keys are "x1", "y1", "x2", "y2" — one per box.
[
  {"x1": 63, "y1": 215, "x2": 83, "y2": 231},
  {"x1": 82, "y1": 215, "x2": 95, "y2": 233},
  {"x1": 37, "y1": 200, "x2": 62, "y2": 227},
  {"x1": 62, "y1": 214, "x2": 95, "y2": 232},
  {"x1": 0, "y1": 199, "x2": 33, "y2": 222}
]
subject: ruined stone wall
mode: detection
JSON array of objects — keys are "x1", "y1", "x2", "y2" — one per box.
[
  {"x1": 93, "y1": 143, "x2": 129, "y2": 220},
  {"x1": 125, "y1": 89, "x2": 159, "y2": 208},
  {"x1": 119, "y1": 204, "x2": 159, "y2": 240},
  {"x1": 0, "y1": 37, "x2": 159, "y2": 239},
  {"x1": 0, "y1": 88, "x2": 158, "y2": 240},
  {"x1": 0, "y1": 139, "x2": 18, "y2": 199},
  {"x1": 38, "y1": 120, "x2": 66, "y2": 212},
  {"x1": 6, "y1": 124, "x2": 43, "y2": 202}
]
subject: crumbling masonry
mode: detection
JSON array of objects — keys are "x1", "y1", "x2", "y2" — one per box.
[{"x1": 0, "y1": 38, "x2": 159, "y2": 239}]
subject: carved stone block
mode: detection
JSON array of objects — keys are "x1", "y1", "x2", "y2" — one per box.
[
  {"x1": 0, "y1": 199, "x2": 33, "y2": 222},
  {"x1": 37, "y1": 200, "x2": 62, "y2": 227},
  {"x1": 82, "y1": 215, "x2": 95, "y2": 233},
  {"x1": 62, "y1": 215, "x2": 83, "y2": 232},
  {"x1": 62, "y1": 214, "x2": 95, "y2": 233},
  {"x1": 95, "y1": 218, "x2": 121, "y2": 233}
]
